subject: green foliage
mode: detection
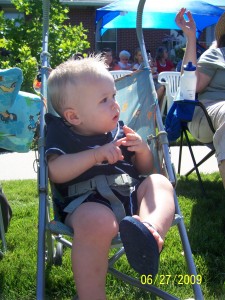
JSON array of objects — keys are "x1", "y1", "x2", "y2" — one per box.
[
  {"x1": 174, "y1": 45, "x2": 185, "y2": 61},
  {"x1": 0, "y1": 0, "x2": 90, "y2": 93}
]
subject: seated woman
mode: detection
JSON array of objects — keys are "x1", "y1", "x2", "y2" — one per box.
[
  {"x1": 155, "y1": 46, "x2": 175, "y2": 73},
  {"x1": 101, "y1": 48, "x2": 118, "y2": 71},
  {"x1": 114, "y1": 50, "x2": 132, "y2": 70},
  {"x1": 175, "y1": 9, "x2": 225, "y2": 188},
  {"x1": 132, "y1": 47, "x2": 144, "y2": 71}
]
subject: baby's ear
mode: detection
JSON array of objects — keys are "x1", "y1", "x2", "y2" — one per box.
[{"x1": 63, "y1": 109, "x2": 81, "y2": 125}]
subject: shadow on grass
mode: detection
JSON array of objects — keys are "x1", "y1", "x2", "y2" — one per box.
[
  {"x1": 0, "y1": 270, "x2": 5, "y2": 300},
  {"x1": 176, "y1": 173, "x2": 225, "y2": 298}
]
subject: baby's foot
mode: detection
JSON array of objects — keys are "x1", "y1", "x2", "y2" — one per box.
[
  {"x1": 133, "y1": 215, "x2": 164, "y2": 252},
  {"x1": 120, "y1": 216, "x2": 160, "y2": 276}
]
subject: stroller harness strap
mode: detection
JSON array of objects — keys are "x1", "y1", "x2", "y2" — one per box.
[{"x1": 68, "y1": 174, "x2": 139, "y2": 223}]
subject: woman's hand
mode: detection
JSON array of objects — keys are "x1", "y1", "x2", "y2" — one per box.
[
  {"x1": 175, "y1": 8, "x2": 197, "y2": 72},
  {"x1": 175, "y1": 8, "x2": 196, "y2": 38}
]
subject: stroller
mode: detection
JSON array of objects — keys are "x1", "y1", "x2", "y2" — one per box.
[
  {"x1": 0, "y1": 186, "x2": 12, "y2": 257},
  {"x1": 36, "y1": 0, "x2": 203, "y2": 299},
  {"x1": 0, "y1": 67, "x2": 42, "y2": 257}
]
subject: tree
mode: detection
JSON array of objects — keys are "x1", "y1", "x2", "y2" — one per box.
[{"x1": 0, "y1": 0, "x2": 90, "y2": 92}]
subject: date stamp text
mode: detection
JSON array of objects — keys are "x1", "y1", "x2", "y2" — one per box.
[{"x1": 140, "y1": 274, "x2": 202, "y2": 285}]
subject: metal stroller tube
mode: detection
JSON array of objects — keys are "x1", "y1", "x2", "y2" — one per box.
[
  {"x1": 36, "y1": 0, "x2": 51, "y2": 299},
  {"x1": 136, "y1": 1, "x2": 203, "y2": 299},
  {"x1": 136, "y1": 0, "x2": 176, "y2": 185},
  {"x1": 136, "y1": 0, "x2": 149, "y2": 69}
]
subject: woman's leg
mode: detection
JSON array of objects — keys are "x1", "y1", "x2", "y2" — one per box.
[
  {"x1": 214, "y1": 122, "x2": 225, "y2": 189},
  {"x1": 188, "y1": 99, "x2": 225, "y2": 188},
  {"x1": 65, "y1": 202, "x2": 118, "y2": 300}
]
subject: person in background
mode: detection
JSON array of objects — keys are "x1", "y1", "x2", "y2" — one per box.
[
  {"x1": 72, "y1": 52, "x2": 84, "y2": 60},
  {"x1": 132, "y1": 47, "x2": 165, "y2": 108},
  {"x1": 155, "y1": 46, "x2": 175, "y2": 73},
  {"x1": 132, "y1": 47, "x2": 144, "y2": 71},
  {"x1": 114, "y1": 50, "x2": 132, "y2": 70},
  {"x1": 176, "y1": 59, "x2": 183, "y2": 72},
  {"x1": 149, "y1": 53, "x2": 166, "y2": 108},
  {"x1": 101, "y1": 48, "x2": 118, "y2": 71},
  {"x1": 175, "y1": 8, "x2": 225, "y2": 189},
  {"x1": 176, "y1": 48, "x2": 185, "y2": 72}
]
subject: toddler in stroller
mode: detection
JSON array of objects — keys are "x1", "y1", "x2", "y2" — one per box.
[{"x1": 45, "y1": 56, "x2": 175, "y2": 300}]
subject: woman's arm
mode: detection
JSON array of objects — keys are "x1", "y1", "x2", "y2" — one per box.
[
  {"x1": 195, "y1": 71, "x2": 212, "y2": 93},
  {"x1": 175, "y1": 8, "x2": 197, "y2": 69},
  {"x1": 175, "y1": 8, "x2": 212, "y2": 93}
]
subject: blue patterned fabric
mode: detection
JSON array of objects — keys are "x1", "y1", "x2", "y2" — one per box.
[
  {"x1": 0, "y1": 68, "x2": 42, "y2": 152},
  {"x1": 114, "y1": 69, "x2": 160, "y2": 173}
]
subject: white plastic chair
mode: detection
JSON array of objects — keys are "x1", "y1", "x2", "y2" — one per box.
[
  {"x1": 158, "y1": 71, "x2": 181, "y2": 115},
  {"x1": 110, "y1": 70, "x2": 133, "y2": 80}
]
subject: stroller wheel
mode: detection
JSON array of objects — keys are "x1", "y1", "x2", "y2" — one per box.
[{"x1": 54, "y1": 242, "x2": 63, "y2": 266}]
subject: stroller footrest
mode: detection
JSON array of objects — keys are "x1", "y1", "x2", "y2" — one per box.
[{"x1": 47, "y1": 220, "x2": 73, "y2": 237}]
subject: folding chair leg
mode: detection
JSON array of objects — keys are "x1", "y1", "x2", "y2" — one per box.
[
  {"x1": 183, "y1": 130, "x2": 206, "y2": 195},
  {"x1": 178, "y1": 130, "x2": 184, "y2": 175},
  {"x1": 185, "y1": 149, "x2": 215, "y2": 177}
]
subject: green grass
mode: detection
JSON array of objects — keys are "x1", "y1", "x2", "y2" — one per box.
[
  {"x1": 170, "y1": 131, "x2": 201, "y2": 147},
  {"x1": 0, "y1": 174, "x2": 225, "y2": 300}
]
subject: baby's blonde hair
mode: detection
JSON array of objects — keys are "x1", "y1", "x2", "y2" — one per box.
[{"x1": 47, "y1": 55, "x2": 110, "y2": 115}]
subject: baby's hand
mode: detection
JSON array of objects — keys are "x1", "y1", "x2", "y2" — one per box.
[
  {"x1": 119, "y1": 125, "x2": 149, "y2": 154},
  {"x1": 94, "y1": 142, "x2": 124, "y2": 164}
]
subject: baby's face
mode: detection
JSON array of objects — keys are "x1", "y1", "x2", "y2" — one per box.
[{"x1": 70, "y1": 74, "x2": 120, "y2": 136}]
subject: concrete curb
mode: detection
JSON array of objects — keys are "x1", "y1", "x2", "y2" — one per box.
[
  {"x1": 0, "y1": 146, "x2": 218, "y2": 181},
  {"x1": 170, "y1": 145, "x2": 218, "y2": 175}
]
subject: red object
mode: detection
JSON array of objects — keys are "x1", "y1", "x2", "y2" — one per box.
[{"x1": 156, "y1": 60, "x2": 174, "y2": 73}]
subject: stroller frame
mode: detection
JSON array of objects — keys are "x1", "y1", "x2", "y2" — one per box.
[
  {"x1": 0, "y1": 202, "x2": 7, "y2": 257},
  {"x1": 36, "y1": 1, "x2": 203, "y2": 299}
]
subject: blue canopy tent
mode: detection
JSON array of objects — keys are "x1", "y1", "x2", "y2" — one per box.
[{"x1": 96, "y1": 0, "x2": 224, "y2": 38}]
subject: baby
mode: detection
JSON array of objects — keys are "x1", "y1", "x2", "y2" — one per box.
[{"x1": 45, "y1": 56, "x2": 175, "y2": 300}]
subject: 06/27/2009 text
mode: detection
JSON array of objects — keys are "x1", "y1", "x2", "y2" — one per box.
[{"x1": 140, "y1": 274, "x2": 202, "y2": 285}]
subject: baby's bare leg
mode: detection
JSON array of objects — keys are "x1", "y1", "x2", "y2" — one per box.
[
  {"x1": 136, "y1": 174, "x2": 175, "y2": 250},
  {"x1": 65, "y1": 202, "x2": 118, "y2": 300}
]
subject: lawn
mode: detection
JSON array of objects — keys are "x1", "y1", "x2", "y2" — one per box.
[{"x1": 0, "y1": 173, "x2": 225, "y2": 300}]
